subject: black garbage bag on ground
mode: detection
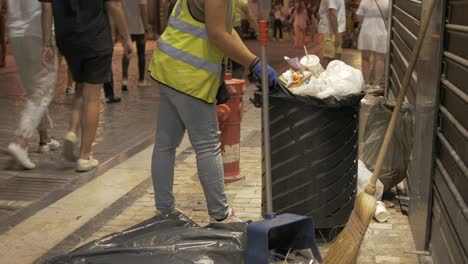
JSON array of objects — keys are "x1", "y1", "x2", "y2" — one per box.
[
  {"x1": 39, "y1": 213, "x2": 247, "y2": 264},
  {"x1": 38, "y1": 212, "x2": 313, "y2": 264}
]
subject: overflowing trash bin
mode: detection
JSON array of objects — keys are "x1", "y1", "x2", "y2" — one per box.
[{"x1": 252, "y1": 57, "x2": 365, "y2": 229}]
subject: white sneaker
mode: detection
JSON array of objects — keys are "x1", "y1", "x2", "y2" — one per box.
[
  {"x1": 7, "y1": 143, "x2": 36, "y2": 170},
  {"x1": 76, "y1": 156, "x2": 99, "y2": 172},
  {"x1": 210, "y1": 208, "x2": 242, "y2": 223},
  {"x1": 38, "y1": 138, "x2": 61, "y2": 153},
  {"x1": 138, "y1": 80, "x2": 150, "y2": 87},
  {"x1": 63, "y1": 131, "x2": 78, "y2": 161}
]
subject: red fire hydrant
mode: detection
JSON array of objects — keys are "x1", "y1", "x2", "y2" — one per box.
[{"x1": 217, "y1": 73, "x2": 245, "y2": 183}]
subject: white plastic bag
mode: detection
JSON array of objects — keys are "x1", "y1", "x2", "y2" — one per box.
[
  {"x1": 291, "y1": 60, "x2": 364, "y2": 99},
  {"x1": 318, "y1": 60, "x2": 364, "y2": 98},
  {"x1": 357, "y1": 160, "x2": 384, "y2": 201}
]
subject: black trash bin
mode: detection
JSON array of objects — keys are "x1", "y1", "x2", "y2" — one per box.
[{"x1": 260, "y1": 92, "x2": 363, "y2": 229}]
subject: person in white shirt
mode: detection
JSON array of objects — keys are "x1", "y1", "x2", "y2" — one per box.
[
  {"x1": 318, "y1": 0, "x2": 346, "y2": 67},
  {"x1": 121, "y1": 0, "x2": 150, "y2": 90},
  {"x1": 356, "y1": 0, "x2": 389, "y2": 90},
  {"x1": 1, "y1": 0, "x2": 60, "y2": 169}
]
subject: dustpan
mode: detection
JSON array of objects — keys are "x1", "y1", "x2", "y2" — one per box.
[{"x1": 244, "y1": 19, "x2": 322, "y2": 264}]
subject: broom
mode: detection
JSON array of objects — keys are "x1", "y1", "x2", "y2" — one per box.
[{"x1": 322, "y1": 0, "x2": 436, "y2": 263}]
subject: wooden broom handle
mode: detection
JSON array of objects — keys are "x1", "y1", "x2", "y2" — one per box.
[{"x1": 367, "y1": 0, "x2": 437, "y2": 193}]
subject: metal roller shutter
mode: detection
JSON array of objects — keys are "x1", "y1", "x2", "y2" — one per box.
[
  {"x1": 387, "y1": 0, "x2": 422, "y2": 103},
  {"x1": 430, "y1": 0, "x2": 468, "y2": 263}
]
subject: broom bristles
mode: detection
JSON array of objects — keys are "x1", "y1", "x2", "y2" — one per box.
[{"x1": 322, "y1": 190, "x2": 377, "y2": 264}]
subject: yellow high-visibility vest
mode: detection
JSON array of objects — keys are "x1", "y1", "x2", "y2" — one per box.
[{"x1": 149, "y1": 0, "x2": 234, "y2": 103}]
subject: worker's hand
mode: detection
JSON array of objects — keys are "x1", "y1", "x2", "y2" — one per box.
[
  {"x1": 250, "y1": 60, "x2": 277, "y2": 88},
  {"x1": 41, "y1": 45, "x2": 55, "y2": 70}
]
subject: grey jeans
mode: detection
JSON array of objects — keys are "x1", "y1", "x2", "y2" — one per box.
[
  {"x1": 10, "y1": 36, "x2": 58, "y2": 139},
  {"x1": 151, "y1": 84, "x2": 229, "y2": 219}
]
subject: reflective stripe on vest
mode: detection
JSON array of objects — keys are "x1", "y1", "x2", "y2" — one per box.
[
  {"x1": 168, "y1": 16, "x2": 208, "y2": 40},
  {"x1": 157, "y1": 38, "x2": 222, "y2": 74}
]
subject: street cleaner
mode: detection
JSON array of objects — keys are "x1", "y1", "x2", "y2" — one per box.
[{"x1": 148, "y1": 0, "x2": 277, "y2": 223}]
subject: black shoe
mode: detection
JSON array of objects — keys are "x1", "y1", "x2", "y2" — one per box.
[
  {"x1": 122, "y1": 80, "x2": 128, "y2": 92},
  {"x1": 106, "y1": 97, "x2": 122, "y2": 104}
]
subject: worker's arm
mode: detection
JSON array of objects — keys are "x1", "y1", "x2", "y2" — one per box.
[
  {"x1": 139, "y1": 1, "x2": 151, "y2": 38},
  {"x1": 105, "y1": 0, "x2": 134, "y2": 56},
  {"x1": 328, "y1": 8, "x2": 338, "y2": 34},
  {"x1": 205, "y1": 0, "x2": 256, "y2": 68},
  {"x1": 41, "y1": 2, "x2": 55, "y2": 68}
]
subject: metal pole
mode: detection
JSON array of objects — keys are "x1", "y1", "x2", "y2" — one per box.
[{"x1": 258, "y1": 20, "x2": 273, "y2": 216}]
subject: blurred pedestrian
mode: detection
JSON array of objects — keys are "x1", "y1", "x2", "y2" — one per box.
[
  {"x1": 121, "y1": 0, "x2": 150, "y2": 91},
  {"x1": 273, "y1": 3, "x2": 284, "y2": 41},
  {"x1": 293, "y1": 1, "x2": 308, "y2": 48},
  {"x1": 40, "y1": 0, "x2": 134, "y2": 172},
  {"x1": 0, "y1": 3, "x2": 6, "y2": 67},
  {"x1": 231, "y1": 0, "x2": 258, "y2": 78},
  {"x1": 64, "y1": 66, "x2": 75, "y2": 94},
  {"x1": 149, "y1": 0, "x2": 277, "y2": 222},
  {"x1": 355, "y1": 0, "x2": 389, "y2": 90},
  {"x1": 103, "y1": 14, "x2": 122, "y2": 104},
  {"x1": 318, "y1": 0, "x2": 346, "y2": 67},
  {"x1": 2, "y1": 0, "x2": 60, "y2": 169},
  {"x1": 285, "y1": 1, "x2": 295, "y2": 39}
]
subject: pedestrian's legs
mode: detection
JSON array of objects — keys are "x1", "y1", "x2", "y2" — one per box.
[
  {"x1": 69, "y1": 87, "x2": 82, "y2": 135},
  {"x1": 273, "y1": 19, "x2": 279, "y2": 39},
  {"x1": 361, "y1": 50, "x2": 371, "y2": 84},
  {"x1": 294, "y1": 26, "x2": 301, "y2": 47},
  {"x1": 151, "y1": 86, "x2": 185, "y2": 213},
  {"x1": 162, "y1": 85, "x2": 229, "y2": 219},
  {"x1": 11, "y1": 37, "x2": 57, "y2": 143},
  {"x1": 136, "y1": 35, "x2": 146, "y2": 82},
  {"x1": 8, "y1": 36, "x2": 57, "y2": 168},
  {"x1": 67, "y1": 68, "x2": 74, "y2": 88},
  {"x1": 278, "y1": 20, "x2": 283, "y2": 40},
  {"x1": 79, "y1": 83, "x2": 102, "y2": 160},
  {"x1": 373, "y1": 52, "x2": 385, "y2": 86},
  {"x1": 103, "y1": 73, "x2": 115, "y2": 98},
  {"x1": 335, "y1": 33, "x2": 343, "y2": 60},
  {"x1": 37, "y1": 111, "x2": 52, "y2": 145},
  {"x1": 122, "y1": 39, "x2": 131, "y2": 82}
]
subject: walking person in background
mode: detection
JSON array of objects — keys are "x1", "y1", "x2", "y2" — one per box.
[
  {"x1": 355, "y1": 0, "x2": 389, "y2": 91},
  {"x1": 273, "y1": 3, "x2": 284, "y2": 41},
  {"x1": 121, "y1": 0, "x2": 150, "y2": 91},
  {"x1": 40, "y1": 0, "x2": 134, "y2": 172},
  {"x1": 231, "y1": 0, "x2": 258, "y2": 79},
  {"x1": 103, "y1": 14, "x2": 122, "y2": 104},
  {"x1": 318, "y1": 0, "x2": 346, "y2": 67},
  {"x1": 285, "y1": 1, "x2": 295, "y2": 40},
  {"x1": 64, "y1": 67, "x2": 75, "y2": 94},
  {"x1": 293, "y1": 1, "x2": 308, "y2": 48},
  {"x1": 2, "y1": 0, "x2": 60, "y2": 169}
]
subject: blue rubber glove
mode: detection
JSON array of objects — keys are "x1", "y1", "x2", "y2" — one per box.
[{"x1": 251, "y1": 61, "x2": 277, "y2": 88}]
